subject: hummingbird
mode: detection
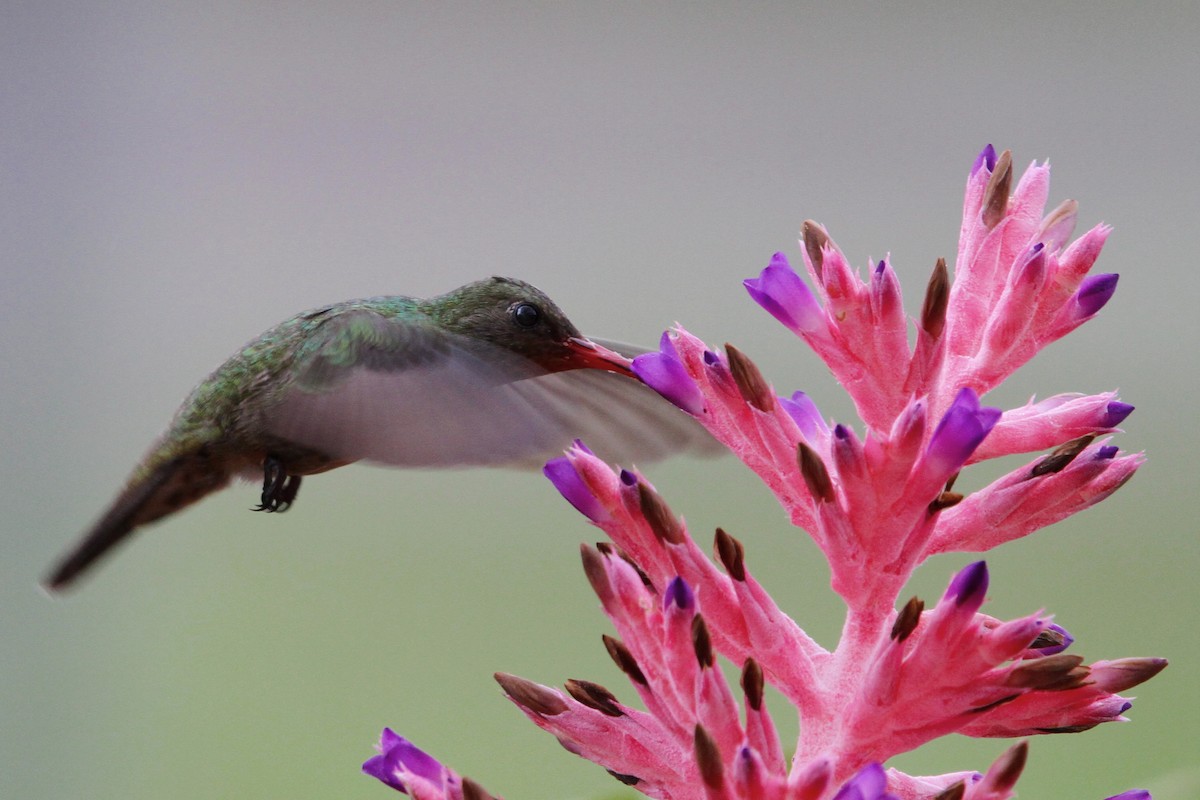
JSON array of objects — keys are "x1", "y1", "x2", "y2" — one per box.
[{"x1": 44, "y1": 277, "x2": 715, "y2": 591}]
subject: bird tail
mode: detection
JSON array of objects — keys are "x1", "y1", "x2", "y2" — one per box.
[{"x1": 43, "y1": 451, "x2": 231, "y2": 591}]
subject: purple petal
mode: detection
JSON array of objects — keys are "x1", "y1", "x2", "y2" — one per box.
[
  {"x1": 972, "y1": 143, "x2": 998, "y2": 176},
  {"x1": 1076, "y1": 273, "x2": 1119, "y2": 317},
  {"x1": 1102, "y1": 401, "x2": 1134, "y2": 427},
  {"x1": 619, "y1": 468, "x2": 637, "y2": 486},
  {"x1": 780, "y1": 390, "x2": 829, "y2": 440},
  {"x1": 1096, "y1": 445, "x2": 1119, "y2": 460},
  {"x1": 543, "y1": 457, "x2": 606, "y2": 522},
  {"x1": 663, "y1": 576, "x2": 695, "y2": 611},
  {"x1": 631, "y1": 332, "x2": 705, "y2": 415},
  {"x1": 832, "y1": 762, "x2": 897, "y2": 800},
  {"x1": 743, "y1": 254, "x2": 824, "y2": 334},
  {"x1": 394, "y1": 740, "x2": 442, "y2": 783},
  {"x1": 362, "y1": 755, "x2": 406, "y2": 792},
  {"x1": 946, "y1": 561, "x2": 989, "y2": 612},
  {"x1": 926, "y1": 388, "x2": 1002, "y2": 474},
  {"x1": 362, "y1": 728, "x2": 444, "y2": 792},
  {"x1": 1104, "y1": 790, "x2": 1151, "y2": 800}
]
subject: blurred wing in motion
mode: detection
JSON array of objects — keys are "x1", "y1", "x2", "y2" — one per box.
[{"x1": 267, "y1": 315, "x2": 718, "y2": 468}]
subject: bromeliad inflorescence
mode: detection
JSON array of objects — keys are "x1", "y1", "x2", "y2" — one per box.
[{"x1": 364, "y1": 146, "x2": 1165, "y2": 799}]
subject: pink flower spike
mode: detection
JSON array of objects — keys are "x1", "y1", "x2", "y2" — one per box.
[{"x1": 363, "y1": 145, "x2": 1160, "y2": 800}]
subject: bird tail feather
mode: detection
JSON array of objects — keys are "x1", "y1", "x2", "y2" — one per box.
[{"x1": 43, "y1": 451, "x2": 230, "y2": 591}]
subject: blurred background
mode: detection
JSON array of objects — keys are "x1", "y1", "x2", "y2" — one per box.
[{"x1": 3, "y1": 3, "x2": 1197, "y2": 798}]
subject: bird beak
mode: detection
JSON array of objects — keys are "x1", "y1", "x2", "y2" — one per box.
[{"x1": 566, "y1": 337, "x2": 635, "y2": 377}]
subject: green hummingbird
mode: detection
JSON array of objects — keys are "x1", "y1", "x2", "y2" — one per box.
[{"x1": 44, "y1": 277, "x2": 715, "y2": 591}]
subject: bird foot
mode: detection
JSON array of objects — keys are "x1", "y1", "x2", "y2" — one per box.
[{"x1": 255, "y1": 455, "x2": 302, "y2": 512}]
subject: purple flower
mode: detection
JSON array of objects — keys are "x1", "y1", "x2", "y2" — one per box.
[
  {"x1": 1102, "y1": 401, "x2": 1135, "y2": 427},
  {"x1": 972, "y1": 143, "x2": 998, "y2": 175},
  {"x1": 542, "y1": 455, "x2": 606, "y2": 523},
  {"x1": 946, "y1": 560, "x2": 989, "y2": 611},
  {"x1": 831, "y1": 763, "x2": 898, "y2": 800},
  {"x1": 779, "y1": 390, "x2": 829, "y2": 441},
  {"x1": 743, "y1": 252, "x2": 825, "y2": 334},
  {"x1": 362, "y1": 729, "x2": 451, "y2": 795},
  {"x1": 1076, "y1": 273, "x2": 1120, "y2": 318},
  {"x1": 630, "y1": 331, "x2": 706, "y2": 415},
  {"x1": 925, "y1": 388, "x2": 1002, "y2": 477}
]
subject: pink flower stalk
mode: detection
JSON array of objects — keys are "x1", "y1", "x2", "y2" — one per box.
[{"x1": 364, "y1": 146, "x2": 1164, "y2": 799}]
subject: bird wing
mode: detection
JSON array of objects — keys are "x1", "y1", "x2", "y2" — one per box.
[{"x1": 265, "y1": 312, "x2": 718, "y2": 469}]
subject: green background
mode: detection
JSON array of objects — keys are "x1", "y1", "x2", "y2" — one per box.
[{"x1": 3, "y1": 3, "x2": 1196, "y2": 798}]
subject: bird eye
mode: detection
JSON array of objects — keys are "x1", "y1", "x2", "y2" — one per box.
[{"x1": 512, "y1": 302, "x2": 541, "y2": 329}]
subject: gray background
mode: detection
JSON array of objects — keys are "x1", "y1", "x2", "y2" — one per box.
[{"x1": 3, "y1": 3, "x2": 1196, "y2": 798}]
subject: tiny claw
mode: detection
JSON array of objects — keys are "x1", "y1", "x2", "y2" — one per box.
[{"x1": 255, "y1": 456, "x2": 301, "y2": 512}]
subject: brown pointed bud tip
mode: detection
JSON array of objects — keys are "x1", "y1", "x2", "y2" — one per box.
[
  {"x1": 932, "y1": 781, "x2": 966, "y2": 800},
  {"x1": 1030, "y1": 434, "x2": 1096, "y2": 477},
  {"x1": 802, "y1": 219, "x2": 829, "y2": 279},
  {"x1": 741, "y1": 658, "x2": 765, "y2": 711},
  {"x1": 607, "y1": 769, "x2": 641, "y2": 786},
  {"x1": 694, "y1": 724, "x2": 725, "y2": 789},
  {"x1": 1030, "y1": 628, "x2": 1066, "y2": 650},
  {"x1": 990, "y1": 740, "x2": 1028, "y2": 790},
  {"x1": 565, "y1": 678, "x2": 624, "y2": 717},
  {"x1": 1005, "y1": 654, "x2": 1089, "y2": 691},
  {"x1": 725, "y1": 343, "x2": 775, "y2": 412},
  {"x1": 797, "y1": 441, "x2": 836, "y2": 503},
  {"x1": 944, "y1": 471, "x2": 960, "y2": 492},
  {"x1": 494, "y1": 672, "x2": 568, "y2": 716},
  {"x1": 462, "y1": 777, "x2": 498, "y2": 800},
  {"x1": 692, "y1": 614, "x2": 714, "y2": 668},
  {"x1": 927, "y1": 490, "x2": 964, "y2": 513},
  {"x1": 602, "y1": 635, "x2": 648, "y2": 686},
  {"x1": 921, "y1": 257, "x2": 950, "y2": 340},
  {"x1": 595, "y1": 541, "x2": 614, "y2": 555},
  {"x1": 891, "y1": 596, "x2": 924, "y2": 642},
  {"x1": 1096, "y1": 657, "x2": 1169, "y2": 692},
  {"x1": 637, "y1": 481, "x2": 685, "y2": 545},
  {"x1": 714, "y1": 527, "x2": 746, "y2": 581},
  {"x1": 580, "y1": 543, "x2": 612, "y2": 601},
  {"x1": 982, "y1": 149, "x2": 1013, "y2": 230}
]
